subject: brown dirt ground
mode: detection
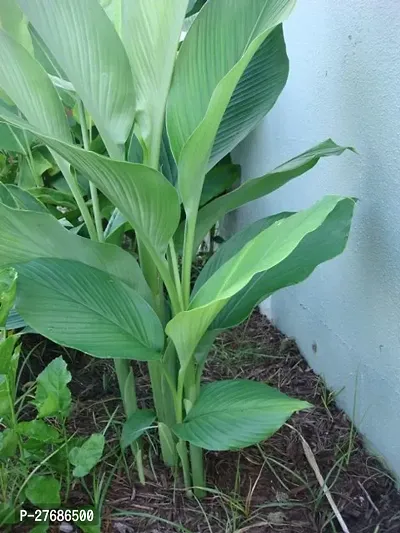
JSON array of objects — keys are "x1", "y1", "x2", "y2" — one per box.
[{"x1": 13, "y1": 312, "x2": 400, "y2": 533}]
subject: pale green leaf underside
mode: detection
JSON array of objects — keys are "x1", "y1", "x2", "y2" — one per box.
[
  {"x1": 18, "y1": 0, "x2": 135, "y2": 149},
  {"x1": 173, "y1": 380, "x2": 310, "y2": 450},
  {"x1": 210, "y1": 199, "x2": 355, "y2": 329},
  {"x1": 0, "y1": 202, "x2": 151, "y2": 302},
  {"x1": 167, "y1": 0, "x2": 295, "y2": 213},
  {"x1": 122, "y1": 0, "x2": 188, "y2": 154},
  {"x1": 16, "y1": 259, "x2": 164, "y2": 360},
  {"x1": 167, "y1": 196, "x2": 355, "y2": 367},
  {"x1": 193, "y1": 196, "x2": 355, "y2": 307},
  {"x1": 0, "y1": 0, "x2": 33, "y2": 54},
  {"x1": 209, "y1": 24, "x2": 289, "y2": 169},
  {"x1": 0, "y1": 29, "x2": 70, "y2": 143}
]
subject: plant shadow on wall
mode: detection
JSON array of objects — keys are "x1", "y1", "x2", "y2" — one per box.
[{"x1": 0, "y1": 0, "x2": 358, "y2": 530}]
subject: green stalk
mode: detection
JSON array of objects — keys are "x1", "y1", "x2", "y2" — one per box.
[
  {"x1": 181, "y1": 214, "x2": 196, "y2": 308},
  {"x1": 190, "y1": 444, "x2": 206, "y2": 498},
  {"x1": 77, "y1": 99, "x2": 103, "y2": 241},
  {"x1": 140, "y1": 141, "x2": 181, "y2": 468},
  {"x1": 168, "y1": 240, "x2": 185, "y2": 311},
  {"x1": 56, "y1": 156, "x2": 98, "y2": 241},
  {"x1": 114, "y1": 359, "x2": 145, "y2": 485},
  {"x1": 183, "y1": 360, "x2": 206, "y2": 498},
  {"x1": 176, "y1": 440, "x2": 192, "y2": 493},
  {"x1": 76, "y1": 100, "x2": 144, "y2": 480}
]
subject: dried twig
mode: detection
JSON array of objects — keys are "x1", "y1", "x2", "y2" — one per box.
[
  {"x1": 286, "y1": 424, "x2": 351, "y2": 533},
  {"x1": 358, "y1": 480, "x2": 380, "y2": 514}
]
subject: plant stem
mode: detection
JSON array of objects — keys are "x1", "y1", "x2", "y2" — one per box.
[
  {"x1": 114, "y1": 359, "x2": 145, "y2": 485},
  {"x1": 176, "y1": 440, "x2": 192, "y2": 494},
  {"x1": 55, "y1": 156, "x2": 97, "y2": 241},
  {"x1": 184, "y1": 360, "x2": 206, "y2": 498},
  {"x1": 182, "y1": 215, "x2": 196, "y2": 308},
  {"x1": 77, "y1": 99, "x2": 103, "y2": 242},
  {"x1": 190, "y1": 444, "x2": 206, "y2": 498},
  {"x1": 167, "y1": 240, "x2": 184, "y2": 310},
  {"x1": 62, "y1": 420, "x2": 71, "y2": 503}
]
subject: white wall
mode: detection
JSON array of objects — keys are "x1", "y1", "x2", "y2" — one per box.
[{"x1": 233, "y1": 0, "x2": 400, "y2": 478}]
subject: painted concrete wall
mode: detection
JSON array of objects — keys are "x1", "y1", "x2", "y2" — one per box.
[{"x1": 233, "y1": 0, "x2": 400, "y2": 478}]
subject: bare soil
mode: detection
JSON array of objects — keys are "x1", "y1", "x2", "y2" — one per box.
[{"x1": 15, "y1": 312, "x2": 400, "y2": 533}]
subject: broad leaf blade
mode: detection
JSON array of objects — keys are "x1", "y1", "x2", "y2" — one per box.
[
  {"x1": 173, "y1": 380, "x2": 310, "y2": 450},
  {"x1": 26, "y1": 476, "x2": 61, "y2": 507},
  {"x1": 194, "y1": 213, "x2": 292, "y2": 294},
  {"x1": 17, "y1": 420, "x2": 60, "y2": 443},
  {"x1": 212, "y1": 201, "x2": 355, "y2": 329},
  {"x1": 69, "y1": 433, "x2": 105, "y2": 477},
  {"x1": 0, "y1": 203, "x2": 151, "y2": 301},
  {"x1": 192, "y1": 140, "x2": 354, "y2": 250},
  {"x1": 34, "y1": 356, "x2": 72, "y2": 418},
  {"x1": 0, "y1": 0, "x2": 33, "y2": 53},
  {"x1": 121, "y1": 0, "x2": 188, "y2": 156},
  {"x1": 192, "y1": 197, "x2": 356, "y2": 308},
  {"x1": 210, "y1": 24, "x2": 289, "y2": 168},
  {"x1": 16, "y1": 259, "x2": 164, "y2": 360},
  {"x1": 121, "y1": 409, "x2": 156, "y2": 450},
  {"x1": 0, "y1": 110, "x2": 180, "y2": 256},
  {"x1": 0, "y1": 123, "x2": 26, "y2": 153},
  {"x1": 6, "y1": 184, "x2": 47, "y2": 212},
  {"x1": 167, "y1": 0, "x2": 295, "y2": 214},
  {"x1": 0, "y1": 30, "x2": 70, "y2": 143},
  {"x1": 19, "y1": 0, "x2": 135, "y2": 150},
  {"x1": 200, "y1": 163, "x2": 240, "y2": 206},
  {"x1": 167, "y1": 196, "x2": 356, "y2": 366}
]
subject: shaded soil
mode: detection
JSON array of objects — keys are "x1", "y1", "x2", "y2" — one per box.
[{"x1": 14, "y1": 312, "x2": 400, "y2": 533}]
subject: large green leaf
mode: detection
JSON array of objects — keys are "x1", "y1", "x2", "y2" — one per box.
[
  {"x1": 194, "y1": 213, "x2": 292, "y2": 293},
  {"x1": 0, "y1": 110, "x2": 180, "y2": 257},
  {"x1": 200, "y1": 163, "x2": 240, "y2": 206},
  {"x1": 191, "y1": 139, "x2": 354, "y2": 250},
  {"x1": 0, "y1": 203, "x2": 151, "y2": 301},
  {"x1": 18, "y1": 0, "x2": 135, "y2": 152},
  {"x1": 99, "y1": 0, "x2": 122, "y2": 34},
  {"x1": 0, "y1": 30, "x2": 70, "y2": 143},
  {"x1": 16, "y1": 259, "x2": 164, "y2": 360},
  {"x1": 173, "y1": 380, "x2": 310, "y2": 450},
  {"x1": 210, "y1": 25, "x2": 288, "y2": 168},
  {"x1": 121, "y1": 0, "x2": 188, "y2": 159},
  {"x1": 167, "y1": 0, "x2": 295, "y2": 214},
  {"x1": 5, "y1": 184, "x2": 47, "y2": 212},
  {"x1": 166, "y1": 196, "x2": 355, "y2": 367},
  {"x1": 0, "y1": 0, "x2": 33, "y2": 53},
  {"x1": 209, "y1": 201, "x2": 355, "y2": 329},
  {"x1": 121, "y1": 409, "x2": 156, "y2": 450},
  {"x1": 0, "y1": 123, "x2": 26, "y2": 153}
]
